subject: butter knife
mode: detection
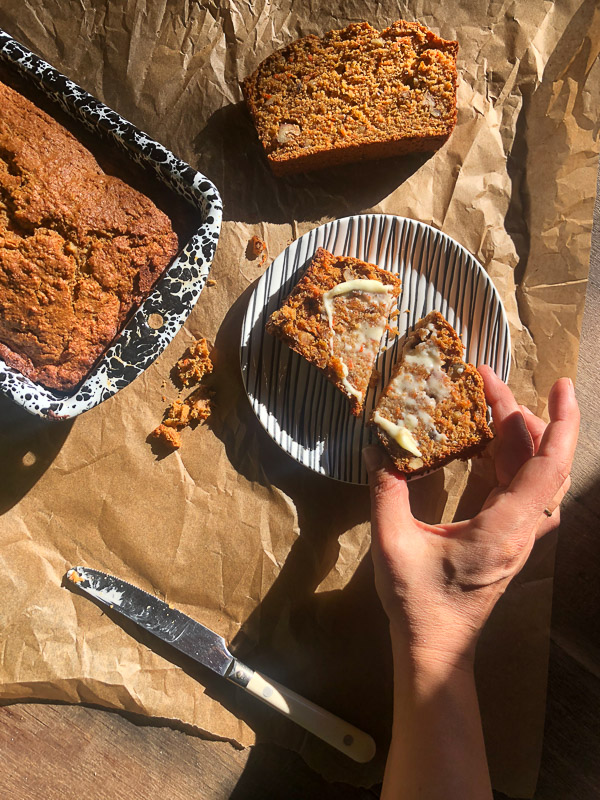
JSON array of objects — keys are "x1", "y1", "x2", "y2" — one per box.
[{"x1": 66, "y1": 566, "x2": 376, "y2": 763}]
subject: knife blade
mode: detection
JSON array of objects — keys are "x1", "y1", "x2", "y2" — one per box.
[{"x1": 66, "y1": 566, "x2": 376, "y2": 763}]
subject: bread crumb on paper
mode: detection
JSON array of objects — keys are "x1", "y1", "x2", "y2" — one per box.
[
  {"x1": 150, "y1": 337, "x2": 214, "y2": 452},
  {"x1": 186, "y1": 385, "x2": 213, "y2": 423},
  {"x1": 151, "y1": 423, "x2": 183, "y2": 450},
  {"x1": 175, "y1": 338, "x2": 213, "y2": 387},
  {"x1": 247, "y1": 234, "x2": 268, "y2": 265}
]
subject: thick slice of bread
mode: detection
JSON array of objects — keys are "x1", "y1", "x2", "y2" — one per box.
[
  {"x1": 266, "y1": 247, "x2": 401, "y2": 415},
  {"x1": 243, "y1": 20, "x2": 458, "y2": 176},
  {"x1": 371, "y1": 311, "x2": 493, "y2": 475}
]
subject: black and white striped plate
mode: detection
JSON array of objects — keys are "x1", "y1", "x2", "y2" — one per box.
[{"x1": 240, "y1": 214, "x2": 510, "y2": 484}]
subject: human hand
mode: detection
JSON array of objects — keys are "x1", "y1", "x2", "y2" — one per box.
[{"x1": 363, "y1": 368, "x2": 579, "y2": 672}]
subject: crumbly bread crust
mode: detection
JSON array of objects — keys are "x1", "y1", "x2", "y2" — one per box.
[
  {"x1": 266, "y1": 247, "x2": 401, "y2": 415},
  {"x1": 243, "y1": 20, "x2": 458, "y2": 176},
  {"x1": 371, "y1": 311, "x2": 493, "y2": 475},
  {"x1": 0, "y1": 80, "x2": 179, "y2": 391}
]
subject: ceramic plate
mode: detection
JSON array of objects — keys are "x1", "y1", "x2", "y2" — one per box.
[
  {"x1": 0, "y1": 29, "x2": 222, "y2": 420},
  {"x1": 240, "y1": 214, "x2": 511, "y2": 484}
]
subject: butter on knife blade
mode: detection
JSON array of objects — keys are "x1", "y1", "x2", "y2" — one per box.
[{"x1": 65, "y1": 566, "x2": 376, "y2": 763}]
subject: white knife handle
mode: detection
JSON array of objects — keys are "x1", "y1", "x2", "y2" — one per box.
[{"x1": 227, "y1": 661, "x2": 375, "y2": 763}]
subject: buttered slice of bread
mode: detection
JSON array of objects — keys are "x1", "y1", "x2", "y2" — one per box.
[
  {"x1": 266, "y1": 247, "x2": 401, "y2": 415},
  {"x1": 371, "y1": 311, "x2": 494, "y2": 475}
]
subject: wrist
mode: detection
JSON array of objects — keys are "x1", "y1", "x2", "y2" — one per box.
[
  {"x1": 384, "y1": 630, "x2": 491, "y2": 800},
  {"x1": 389, "y1": 621, "x2": 477, "y2": 679}
]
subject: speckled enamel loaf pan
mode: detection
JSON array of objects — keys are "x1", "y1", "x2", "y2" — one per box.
[{"x1": 0, "y1": 29, "x2": 222, "y2": 420}]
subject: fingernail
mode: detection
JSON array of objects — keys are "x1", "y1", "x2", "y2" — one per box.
[
  {"x1": 362, "y1": 445, "x2": 383, "y2": 472},
  {"x1": 555, "y1": 376, "x2": 575, "y2": 399}
]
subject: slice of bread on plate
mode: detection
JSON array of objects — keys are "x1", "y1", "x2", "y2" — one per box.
[{"x1": 266, "y1": 247, "x2": 401, "y2": 416}]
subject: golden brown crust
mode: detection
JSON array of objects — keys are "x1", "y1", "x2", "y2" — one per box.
[
  {"x1": 243, "y1": 20, "x2": 458, "y2": 176},
  {"x1": 371, "y1": 311, "x2": 494, "y2": 475},
  {"x1": 0, "y1": 79, "x2": 179, "y2": 390},
  {"x1": 266, "y1": 247, "x2": 402, "y2": 415}
]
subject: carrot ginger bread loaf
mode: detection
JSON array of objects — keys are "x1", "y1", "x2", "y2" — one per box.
[
  {"x1": 371, "y1": 311, "x2": 493, "y2": 475},
  {"x1": 242, "y1": 20, "x2": 458, "y2": 176},
  {"x1": 266, "y1": 247, "x2": 401, "y2": 415},
  {"x1": 0, "y1": 79, "x2": 179, "y2": 391}
]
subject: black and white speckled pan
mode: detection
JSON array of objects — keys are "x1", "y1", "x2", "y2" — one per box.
[
  {"x1": 0, "y1": 29, "x2": 222, "y2": 420},
  {"x1": 240, "y1": 214, "x2": 511, "y2": 485}
]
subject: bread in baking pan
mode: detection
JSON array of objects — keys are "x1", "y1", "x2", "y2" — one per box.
[
  {"x1": 243, "y1": 20, "x2": 458, "y2": 176},
  {"x1": 0, "y1": 79, "x2": 179, "y2": 391}
]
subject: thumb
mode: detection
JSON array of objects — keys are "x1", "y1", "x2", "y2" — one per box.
[{"x1": 363, "y1": 445, "x2": 413, "y2": 538}]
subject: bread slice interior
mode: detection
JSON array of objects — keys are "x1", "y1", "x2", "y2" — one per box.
[
  {"x1": 371, "y1": 311, "x2": 494, "y2": 475},
  {"x1": 266, "y1": 247, "x2": 401, "y2": 415}
]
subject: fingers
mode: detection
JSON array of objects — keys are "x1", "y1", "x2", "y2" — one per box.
[
  {"x1": 478, "y1": 366, "x2": 534, "y2": 486},
  {"x1": 478, "y1": 365, "x2": 514, "y2": 413},
  {"x1": 363, "y1": 446, "x2": 413, "y2": 539},
  {"x1": 515, "y1": 378, "x2": 578, "y2": 502},
  {"x1": 520, "y1": 405, "x2": 546, "y2": 453},
  {"x1": 539, "y1": 378, "x2": 580, "y2": 463},
  {"x1": 543, "y1": 474, "x2": 571, "y2": 516},
  {"x1": 535, "y1": 475, "x2": 571, "y2": 540},
  {"x1": 481, "y1": 378, "x2": 579, "y2": 535}
]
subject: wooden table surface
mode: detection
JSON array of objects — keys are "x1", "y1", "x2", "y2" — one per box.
[{"x1": 1, "y1": 174, "x2": 598, "y2": 800}]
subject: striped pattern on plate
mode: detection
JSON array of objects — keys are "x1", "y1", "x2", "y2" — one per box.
[{"x1": 240, "y1": 214, "x2": 511, "y2": 484}]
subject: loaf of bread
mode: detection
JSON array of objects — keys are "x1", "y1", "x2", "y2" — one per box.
[
  {"x1": 371, "y1": 311, "x2": 493, "y2": 475},
  {"x1": 243, "y1": 20, "x2": 458, "y2": 176},
  {"x1": 0, "y1": 79, "x2": 179, "y2": 391},
  {"x1": 266, "y1": 247, "x2": 402, "y2": 415}
]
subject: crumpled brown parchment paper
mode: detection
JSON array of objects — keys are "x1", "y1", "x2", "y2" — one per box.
[{"x1": 0, "y1": 0, "x2": 599, "y2": 795}]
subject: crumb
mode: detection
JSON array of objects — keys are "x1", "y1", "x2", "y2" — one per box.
[
  {"x1": 175, "y1": 338, "x2": 213, "y2": 387},
  {"x1": 187, "y1": 386, "x2": 213, "y2": 422},
  {"x1": 390, "y1": 309, "x2": 400, "y2": 319},
  {"x1": 151, "y1": 423, "x2": 182, "y2": 449},
  {"x1": 247, "y1": 234, "x2": 268, "y2": 265},
  {"x1": 206, "y1": 278, "x2": 217, "y2": 287},
  {"x1": 386, "y1": 325, "x2": 400, "y2": 338},
  {"x1": 150, "y1": 337, "x2": 215, "y2": 451},
  {"x1": 404, "y1": 308, "x2": 411, "y2": 314},
  {"x1": 164, "y1": 398, "x2": 191, "y2": 427}
]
